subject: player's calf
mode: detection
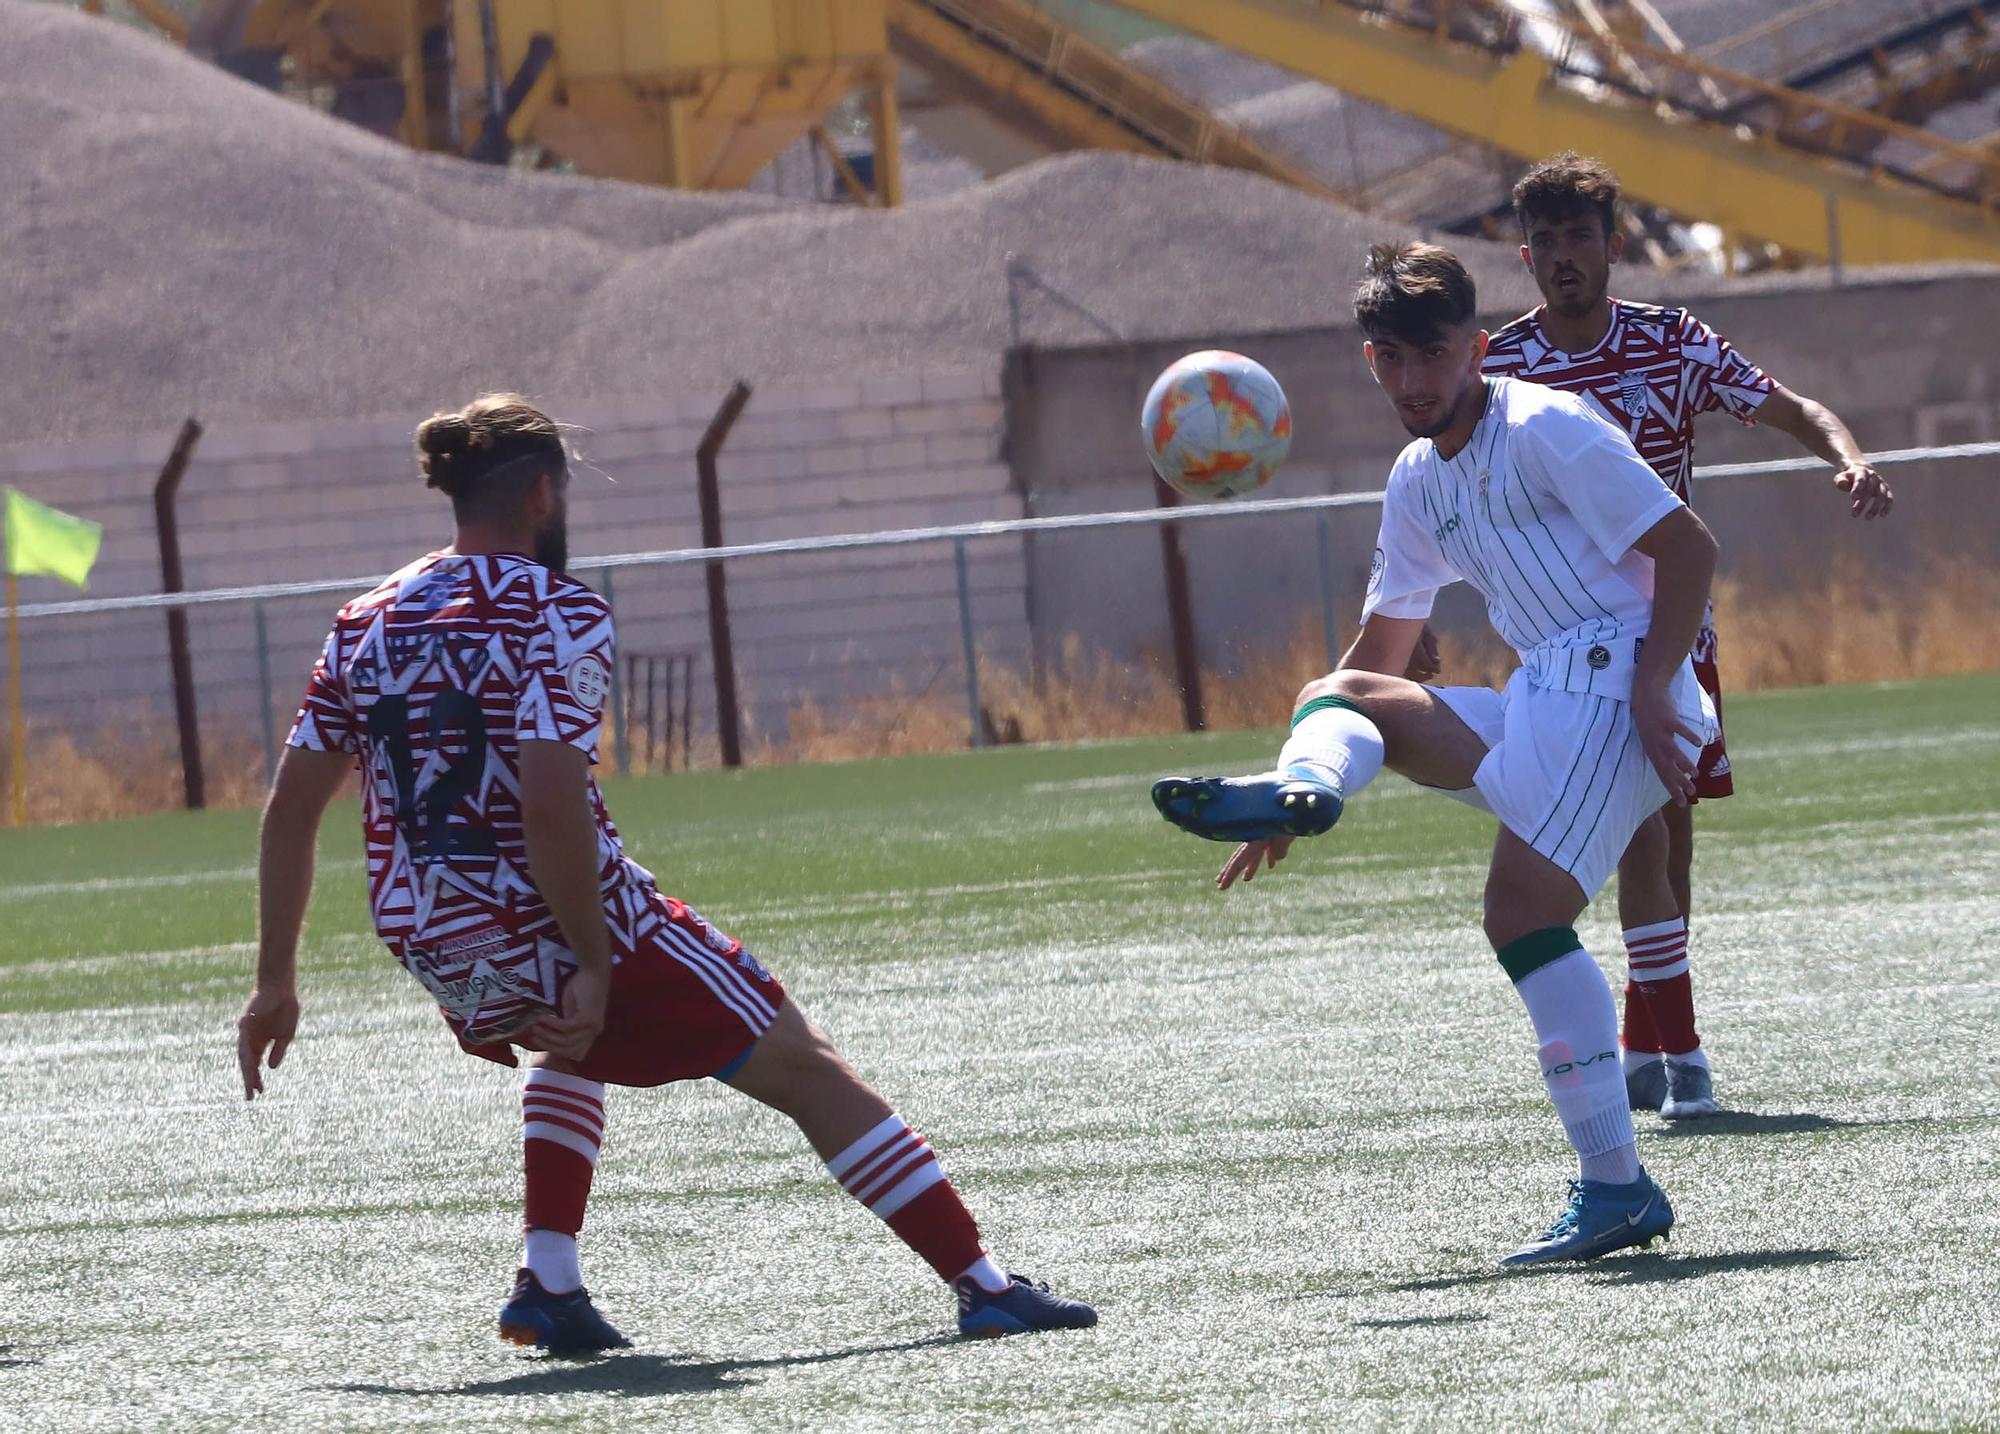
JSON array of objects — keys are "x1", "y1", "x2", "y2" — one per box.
[{"x1": 725, "y1": 1002, "x2": 1097, "y2": 1337}]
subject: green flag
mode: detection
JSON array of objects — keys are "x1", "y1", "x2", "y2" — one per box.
[{"x1": 5, "y1": 488, "x2": 102, "y2": 589}]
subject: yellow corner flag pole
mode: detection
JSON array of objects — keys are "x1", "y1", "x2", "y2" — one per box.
[
  {"x1": 7, "y1": 569, "x2": 21, "y2": 827},
  {"x1": 4, "y1": 489, "x2": 105, "y2": 825}
]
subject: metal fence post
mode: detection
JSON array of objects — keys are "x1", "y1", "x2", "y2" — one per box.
[
  {"x1": 1315, "y1": 508, "x2": 1338, "y2": 670},
  {"x1": 954, "y1": 537, "x2": 985, "y2": 748},
  {"x1": 1154, "y1": 481, "x2": 1205, "y2": 732},
  {"x1": 253, "y1": 601, "x2": 277, "y2": 788},
  {"x1": 698, "y1": 382, "x2": 754, "y2": 768},
  {"x1": 153, "y1": 417, "x2": 207, "y2": 810}
]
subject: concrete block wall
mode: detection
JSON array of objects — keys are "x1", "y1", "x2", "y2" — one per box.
[{"x1": 0, "y1": 367, "x2": 1027, "y2": 753}]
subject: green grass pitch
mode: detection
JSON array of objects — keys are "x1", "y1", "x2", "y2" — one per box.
[{"x1": 2, "y1": 674, "x2": 1996, "y2": 1431}]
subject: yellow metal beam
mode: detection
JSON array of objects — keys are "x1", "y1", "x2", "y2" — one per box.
[
  {"x1": 888, "y1": 0, "x2": 1347, "y2": 202},
  {"x1": 1104, "y1": 0, "x2": 2000, "y2": 265}
]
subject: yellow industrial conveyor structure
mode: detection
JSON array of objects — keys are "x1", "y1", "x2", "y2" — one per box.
[
  {"x1": 108, "y1": 0, "x2": 1335, "y2": 207},
  {"x1": 1098, "y1": 0, "x2": 2000, "y2": 266},
  {"x1": 884, "y1": 0, "x2": 1344, "y2": 201},
  {"x1": 107, "y1": 0, "x2": 2000, "y2": 263},
  {"x1": 116, "y1": 0, "x2": 909, "y2": 201}
]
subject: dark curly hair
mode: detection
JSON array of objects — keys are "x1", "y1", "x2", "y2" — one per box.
[{"x1": 1513, "y1": 152, "x2": 1620, "y2": 237}]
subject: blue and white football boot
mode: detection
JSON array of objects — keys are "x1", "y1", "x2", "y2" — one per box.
[
  {"x1": 954, "y1": 1273, "x2": 1098, "y2": 1338},
  {"x1": 498, "y1": 1268, "x2": 632, "y2": 1355},
  {"x1": 1150, "y1": 770, "x2": 1343, "y2": 844},
  {"x1": 1501, "y1": 1173, "x2": 1675, "y2": 1266}
]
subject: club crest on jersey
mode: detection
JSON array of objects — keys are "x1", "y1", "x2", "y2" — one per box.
[
  {"x1": 1617, "y1": 372, "x2": 1650, "y2": 419},
  {"x1": 566, "y1": 652, "x2": 611, "y2": 712}
]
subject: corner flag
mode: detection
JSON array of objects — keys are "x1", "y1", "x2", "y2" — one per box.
[{"x1": 5, "y1": 489, "x2": 102, "y2": 589}]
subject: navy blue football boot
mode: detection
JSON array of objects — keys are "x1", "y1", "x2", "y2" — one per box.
[
  {"x1": 497, "y1": 1268, "x2": 632, "y2": 1355},
  {"x1": 1151, "y1": 771, "x2": 1343, "y2": 844},
  {"x1": 955, "y1": 1273, "x2": 1098, "y2": 1338}
]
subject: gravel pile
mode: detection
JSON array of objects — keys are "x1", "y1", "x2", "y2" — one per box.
[{"x1": 0, "y1": 0, "x2": 1540, "y2": 443}]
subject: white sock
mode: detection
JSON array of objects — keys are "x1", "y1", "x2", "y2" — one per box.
[
  {"x1": 1665, "y1": 1045, "x2": 1709, "y2": 1068},
  {"x1": 1276, "y1": 695, "x2": 1385, "y2": 796},
  {"x1": 524, "y1": 1228, "x2": 583, "y2": 1294},
  {"x1": 956, "y1": 1254, "x2": 1010, "y2": 1294},
  {"x1": 1622, "y1": 1048, "x2": 1662, "y2": 1077},
  {"x1": 1509, "y1": 941, "x2": 1642, "y2": 1186}
]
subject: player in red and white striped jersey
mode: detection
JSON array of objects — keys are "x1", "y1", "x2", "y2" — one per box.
[
  {"x1": 237, "y1": 394, "x2": 1094, "y2": 1349},
  {"x1": 1481, "y1": 153, "x2": 1895, "y2": 1117}
]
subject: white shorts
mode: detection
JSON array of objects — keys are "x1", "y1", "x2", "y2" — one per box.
[{"x1": 1427, "y1": 665, "x2": 1717, "y2": 901}]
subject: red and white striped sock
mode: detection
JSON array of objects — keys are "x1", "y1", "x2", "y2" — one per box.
[
  {"x1": 825, "y1": 1113, "x2": 997, "y2": 1288},
  {"x1": 1622, "y1": 917, "x2": 1699, "y2": 1058},
  {"x1": 521, "y1": 1068, "x2": 606, "y2": 1294}
]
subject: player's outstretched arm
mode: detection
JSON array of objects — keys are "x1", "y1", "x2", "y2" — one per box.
[
  {"x1": 517, "y1": 740, "x2": 614, "y2": 1063},
  {"x1": 240, "y1": 745, "x2": 353, "y2": 1099},
  {"x1": 1627, "y1": 506, "x2": 1720, "y2": 806},
  {"x1": 1756, "y1": 387, "x2": 1893, "y2": 520}
]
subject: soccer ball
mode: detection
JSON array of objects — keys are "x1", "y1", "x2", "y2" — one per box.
[{"x1": 1140, "y1": 350, "x2": 1291, "y2": 500}]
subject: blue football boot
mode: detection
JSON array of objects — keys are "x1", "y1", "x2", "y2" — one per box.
[
  {"x1": 1501, "y1": 1173, "x2": 1674, "y2": 1266},
  {"x1": 955, "y1": 1273, "x2": 1098, "y2": 1338},
  {"x1": 498, "y1": 1268, "x2": 632, "y2": 1355},
  {"x1": 1150, "y1": 771, "x2": 1343, "y2": 844}
]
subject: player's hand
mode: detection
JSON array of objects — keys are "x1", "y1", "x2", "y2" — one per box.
[
  {"x1": 237, "y1": 986, "x2": 300, "y2": 1101},
  {"x1": 1632, "y1": 683, "x2": 1701, "y2": 807},
  {"x1": 520, "y1": 965, "x2": 610, "y2": 1062},
  {"x1": 1218, "y1": 835, "x2": 1293, "y2": 890},
  {"x1": 1834, "y1": 462, "x2": 1892, "y2": 520},
  {"x1": 1403, "y1": 623, "x2": 1442, "y2": 683}
]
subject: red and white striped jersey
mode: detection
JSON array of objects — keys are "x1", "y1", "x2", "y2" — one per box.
[
  {"x1": 288, "y1": 550, "x2": 665, "y2": 1042},
  {"x1": 1482, "y1": 300, "x2": 1775, "y2": 501}
]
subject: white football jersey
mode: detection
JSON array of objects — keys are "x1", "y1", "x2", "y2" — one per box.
[{"x1": 1362, "y1": 377, "x2": 1685, "y2": 699}]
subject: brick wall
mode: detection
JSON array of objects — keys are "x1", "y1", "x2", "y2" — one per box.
[{"x1": 0, "y1": 367, "x2": 1028, "y2": 756}]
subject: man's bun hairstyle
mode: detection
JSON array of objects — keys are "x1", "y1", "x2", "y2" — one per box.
[{"x1": 415, "y1": 394, "x2": 565, "y2": 514}]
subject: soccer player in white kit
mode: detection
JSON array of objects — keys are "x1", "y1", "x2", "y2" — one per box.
[{"x1": 1153, "y1": 242, "x2": 1719, "y2": 1264}]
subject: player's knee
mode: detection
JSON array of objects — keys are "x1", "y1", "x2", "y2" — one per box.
[
  {"x1": 1293, "y1": 669, "x2": 1383, "y2": 715},
  {"x1": 733, "y1": 1004, "x2": 849, "y2": 1109}
]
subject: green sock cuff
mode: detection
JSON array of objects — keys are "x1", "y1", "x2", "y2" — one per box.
[
  {"x1": 1496, "y1": 927, "x2": 1583, "y2": 984},
  {"x1": 1290, "y1": 694, "x2": 1363, "y2": 730}
]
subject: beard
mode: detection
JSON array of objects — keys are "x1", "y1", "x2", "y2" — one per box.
[
  {"x1": 1546, "y1": 269, "x2": 1606, "y2": 318},
  {"x1": 533, "y1": 522, "x2": 569, "y2": 575}
]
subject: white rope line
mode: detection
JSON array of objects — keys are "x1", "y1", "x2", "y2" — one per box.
[{"x1": 14, "y1": 439, "x2": 1994, "y2": 622}]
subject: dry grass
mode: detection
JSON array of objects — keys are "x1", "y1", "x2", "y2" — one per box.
[
  {"x1": 0, "y1": 719, "x2": 271, "y2": 827},
  {"x1": 1711, "y1": 556, "x2": 2000, "y2": 691},
  {"x1": 5, "y1": 558, "x2": 1996, "y2": 824}
]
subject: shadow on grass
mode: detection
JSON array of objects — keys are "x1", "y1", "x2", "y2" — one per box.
[
  {"x1": 322, "y1": 1335, "x2": 957, "y2": 1399},
  {"x1": 1350, "y1": 1313, "x2": 1490, "y2": 1330},
  {"x1": 1384, "y1": 1247, "x2": 1852, "y2": 1294},
  {"x1": 0, "y1": 1343, "x2": 38, "y2": 1370},
  {"x1": 1654, "y1": 1112, "x2": 1868, "y2": 1138}
]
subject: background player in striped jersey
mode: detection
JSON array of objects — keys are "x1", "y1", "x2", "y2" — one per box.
[
  {"x1": 236, "y1": 394, "x2": 1094, "y2": 1351},
  {"x1": 1481, "y1": 153, "x2": 1894, "y2": 1119},
  {"x1": 1154, "y1": 242, "x2": 1718, "y2": 1265}
]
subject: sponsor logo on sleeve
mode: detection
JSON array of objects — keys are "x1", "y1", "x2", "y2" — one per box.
[
  {"x1": 565, "y1": 653, "x2": 611, "y2": 711},
  {"x1": 1366, "y1": 547, "x2": 1385, "y2": 597}
]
